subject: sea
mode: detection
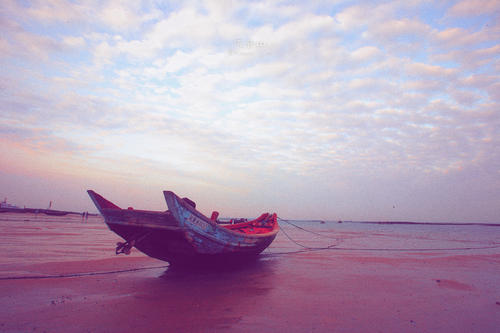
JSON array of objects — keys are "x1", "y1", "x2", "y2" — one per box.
[{"x1": 0, "y1": 212, "x2": 499, "y2": 275}]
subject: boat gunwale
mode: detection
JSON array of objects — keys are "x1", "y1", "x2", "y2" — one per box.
[
  {"x1": 88, "y1": 189, "x2": 279, "y2": 238},
  {"x1": 100, "y1": 207, "x2": 278, "y2": 237}
]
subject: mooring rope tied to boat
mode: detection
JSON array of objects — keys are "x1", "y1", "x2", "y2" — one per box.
[
  {"x1": 277, "y1": 217, "x2": 342, "y2": 250},
  {"x1": 277, "y1": 217, "x2": 342, "y2": 241},
  {"x1": 274, "y1": 217, "x2": 500, "y2": 254},
  {"x1": 0, "y1": 265, "x2": 169, "y2": 281}
]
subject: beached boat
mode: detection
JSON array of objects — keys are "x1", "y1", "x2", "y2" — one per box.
[{"x1": 87, "y1": 190, "x2": 279, "y2": 264}]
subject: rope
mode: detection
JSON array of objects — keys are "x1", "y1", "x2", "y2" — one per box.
[
  {"x1": 278, "y1": 217, "x2": 339, "y2": 240},
  {"x1": 279, "y1": 224, "x2": 338, "y2": 250},
  {"x1": 0, "y1": 265, "x2": 168, "y2": 281},
  {"x1": 277, "y1": 217, "x2": 340, "y2": 250}
]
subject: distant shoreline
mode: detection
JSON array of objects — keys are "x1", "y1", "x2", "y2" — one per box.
[
  {"x1": 0, "y1": 207, "x2": 97, "y2": 217},
  {"x1": 1, "y1": 209, "x2": 498, "y2": 226},
  {"x1": 343, "y1": 220, "x2": 500, "y2": 227},
  {"x1": 288, "y1": 219, "x2": 500, "y2": 226}
]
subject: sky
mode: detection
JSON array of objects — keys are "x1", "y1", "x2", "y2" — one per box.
[{"x1": 1, "y1": 0, "x2": 499, "y2": 222}]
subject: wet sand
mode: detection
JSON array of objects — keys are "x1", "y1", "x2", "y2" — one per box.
[{"x1": 1, "y1": 213, "x2": 499, "y2": 332}]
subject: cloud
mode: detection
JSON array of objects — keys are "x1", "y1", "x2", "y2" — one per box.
[
  {"x1": 447, "y1": 0, "x2": 500, "y2": 17},
  {"x1": 351, "y1": 46, "x2": 383, "y2": 62},
  {"x1": 23, "y1": 0, "x2": 90, "y2": 23},
  {"x1": 131, "y1": 6, "x2": 245, "y2": 54},
  {"x1": 434, "y1": 27, "x2": 492, "y2": 49},
  {"x1": 98, "y1": 1, "x2": 161, "y2": 31},
  {"x1": 432, "y1": 44, "x2": 500, "y2": 71},
  {"x1": 62, "y1": 36, "x2": 86, "y2": 48},
  {"x1": 1, "y1": 0, "x2": 499, "y2": 221},
  {"x1": 366, "y1": 18, "x2": 432, "y2": 42},
  {"x1": 405, "y1": 62, "x2": 457, "y2": 79},
  {"x1": 0, "y1": 17, "x2": 61, "y2": 60}
]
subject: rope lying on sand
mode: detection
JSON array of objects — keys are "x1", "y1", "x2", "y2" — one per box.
[
  {"x1": 275, "y1": 217, "x2": 500, "y2": 255},
  {"x1": 3, "y1": 220, "x2": 499, "y2": 279},
  {"x1": 0, "y1": 265, "x2": 169, "y2": 281}
]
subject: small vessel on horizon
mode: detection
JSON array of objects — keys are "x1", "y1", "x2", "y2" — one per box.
[{"x1": 0, "y1": 198, "x2": 20, "y2": 210}]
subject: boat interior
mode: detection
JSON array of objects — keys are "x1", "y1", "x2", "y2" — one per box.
[{"x1": 223, "y1": 213, "x2": 277, "y2": 234}]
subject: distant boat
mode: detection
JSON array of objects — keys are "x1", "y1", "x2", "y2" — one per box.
[
  {"x1": 87, "y1": 190, "x2": 279, "y2": 265},
  {"x1": 0, "y1": 198, "x2": 20, "y2": 210}
]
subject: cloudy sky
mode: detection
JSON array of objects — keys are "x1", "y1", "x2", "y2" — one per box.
[{"x1": 1, "y1": 0, "x2": 499, "y2": 222}]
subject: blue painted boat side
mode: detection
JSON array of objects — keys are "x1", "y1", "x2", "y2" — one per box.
[{"x1": 163, "y1": 191, "x2": 278, "y2": 255}]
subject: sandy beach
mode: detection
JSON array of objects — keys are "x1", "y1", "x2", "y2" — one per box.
[{"x1": 1, "y1": 213, "x2": 499, "y2": 332}]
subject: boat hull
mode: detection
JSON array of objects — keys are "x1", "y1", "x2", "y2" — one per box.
[{"x1": 88, "y1": 190, "x2": 278, "y2": 264}]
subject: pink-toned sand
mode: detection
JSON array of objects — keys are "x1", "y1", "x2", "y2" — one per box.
[{"x1": 1, "y1": 213, "x2": 499, "y2": 332}]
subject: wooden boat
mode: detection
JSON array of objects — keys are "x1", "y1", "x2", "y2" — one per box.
[{"x1": 87, "y1": 190, "x2": 279, "y2": 264}]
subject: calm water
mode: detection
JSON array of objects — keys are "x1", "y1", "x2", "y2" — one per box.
[
  {"x1": 0, "y1": 212, "x2": 499, "y2": 269},
  {"x1": 267, "y1": 219, "x2": 500, "y2": 257}
]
